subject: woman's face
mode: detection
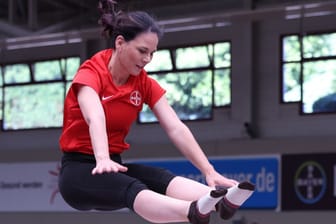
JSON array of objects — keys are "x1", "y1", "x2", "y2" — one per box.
[{"x1": 117, "y1": 32, "x2": 158, "y2": 76}]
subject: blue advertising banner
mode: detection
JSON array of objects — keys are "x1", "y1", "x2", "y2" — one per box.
[{"x1": 133, "y1": 155, "x2": 279, "y2": 209}]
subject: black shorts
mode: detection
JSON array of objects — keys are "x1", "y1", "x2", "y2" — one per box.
[{"x1": 58, "y1": 152, "x2": 176, "y2": 211}]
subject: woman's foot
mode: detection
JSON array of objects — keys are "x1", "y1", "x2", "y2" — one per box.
[
  {"x1": 188, "y1": 187, "x2": 228, "y2": 224},
  {"x1": 188, "y1": 201, "x2": 210, "y2": 224},
  {"x1": 216, "y1": 181, "x2": 255, "y2": 220}
]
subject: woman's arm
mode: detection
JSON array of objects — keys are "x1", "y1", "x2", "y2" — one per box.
[
  {"x1": 152, "y1": 95, "x2": 237, "y2": 187},
  {"x1": 77, "y1": 85, "x2": 128, "y2": 174}
]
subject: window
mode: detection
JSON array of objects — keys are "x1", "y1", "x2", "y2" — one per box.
[
  {"x1": 281, "y1": 32, "x2": 336, "y2": 114},
  {"x1": 2, "y1": 57, "x2": 80, "y2": 130},
  {"x1": 0, "y1": 69, "x2": 3, "y2": 121},
  {"x1": 140, "y1": 41, "x2": 231, "y2": 123},
  {"x1": 282, "y1": 35, "x2": 301, "y2": 103},
  {"x1": 4, "y1": 83, "x2": 64, "y2": 130}
]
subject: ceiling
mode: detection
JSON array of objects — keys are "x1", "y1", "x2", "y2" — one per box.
[{"x1": 0, "y1": 0, "x2": 335, "y2": 39}]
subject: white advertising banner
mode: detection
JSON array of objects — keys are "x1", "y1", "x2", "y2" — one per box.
[{"x1": 0, "y1": 162, "x2": 75, "y2": 212}]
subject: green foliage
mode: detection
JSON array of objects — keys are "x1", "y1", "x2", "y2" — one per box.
[
  {"x1": 282, "y1": 32, "x2": 336, "y2": 112},
  {"x1": 0, "y1": 71, "x2": 2, "y2": 119},
  {"x1": 34, "y1": 60, "x2": 62, "y2": 81},
  {"x1": 2, "y1": 41, "x2": 233, "y2": 127},
  {"x1": 214, "y1": 42, "x2": 231, "y2": 67},
  {"x1": 4, "y1": 64, "x2": 30, "y2": 84},
  {"x1": 66, "y1": 57, "x2": 81, "y2": 80},
  {"x1": 4, "y1": 83, "x2": 64, "y2": 130},
  {"x1": 214, "y1": 69, "x2": 230, "y2": 106},
  {"x1": 303, "y1": 33, "x2": 336, "y2": 58},
  {"x1": 302, "y1": 60, "x2": 336, "y2": 113},
  {"x1": 176, "y1": 46, "x2": 211, "y2": 69},
  {"x1": 145, "y1": 50, "x2": 172, "y2": 72},
  {"x1": 140, "y1": 42, "x2": 232, "y2": 123},
  {"x1": 282, "y1": 63, "x2": 301, "y2": 102},
  {"x1": 2, "y1": 57, "x2": 80, "y2": 130},
  {"x1": 283, "y1": 35, "x2": 301, "y2": 62}
]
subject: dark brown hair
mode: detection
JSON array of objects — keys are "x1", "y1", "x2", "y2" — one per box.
[{"x1": 98, "y1": 0, "x2": 163, "y2": 48}]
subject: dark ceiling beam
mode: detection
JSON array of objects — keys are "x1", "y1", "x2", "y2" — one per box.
[
  {"x1": 0, "y1": 20, "x2": 31, "y2": 37},
  {"x1": 64, "y1": 0, "x2": 95, "y2": 9},
  {"x1": 1, "y1": 0, "x2": 336, "y2": 39},
  {"x1": 8, "y1": 0, "x2": 15, "y2": 23},
  {"x1": 33, "y1": 11, "x2": 97, "y2": 35},
  {"x1": 17, "y1": 0, "x2": 27, "y2": 20},
  {"x1": 39, "y1": 0, "x2": 70, "y2": 10},
  {"x1": 28, "y1": 0, "x2": 38, "y2": 30}
]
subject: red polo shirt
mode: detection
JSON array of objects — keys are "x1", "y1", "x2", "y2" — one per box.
[{"x1": 59, "y1": 49, "x2": 165, "y2": 155}]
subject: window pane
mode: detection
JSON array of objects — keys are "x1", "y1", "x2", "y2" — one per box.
[
  {"x1": 66, "y1": 57, "x2": 80, "y2": 81},
  {"x1": 214, "y1": 69, "x2": 230, "y2": 106},
  {"x1": 282, "y1": 62, "x2": 301, "y2": 102},
  {"x1": 34, "y1": 60, "x2": 62, "y2": 81},
  {"x1": 283, "y1": 35, "x2": 301, "y2": 62},
  {"x1": 214, "y1": 42, "x2": 231, "y2": 68},
  {"x1": 139, "y1": 71, "x2": 213, "y2": 122},
  {"x1": 66, "y1": 81, "x2": 72, "y2": 94},
  {"x1": 176, "y1": 46, "x2": 210, "y2": 69},
  {"x1": 145, "y1": 50, "x2": 172, "y2": 72},
  {"x1": 3, "y1": 83, "x2": 64, "y2": 130},
  {"x1": 139, "y1": 104, "x2": 156, "y2": 123},
  {"x1": 4, "y1": 64, "x2": 31, "y2": 84},
  {"x1": 303, "y1": 33, "x2": 336, "y2": 58},
  {"x1": 0, "y1": 69, "x2": 2, "y2": 119},
  {"x1": 302, "y1": 60, "x2": 336, "y2": 114}
]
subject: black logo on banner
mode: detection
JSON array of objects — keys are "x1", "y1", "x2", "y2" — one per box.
[{"x1": 294, "y1": 161, "x2": 327, "y2": 204}]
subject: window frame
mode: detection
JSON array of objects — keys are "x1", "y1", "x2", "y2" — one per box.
[
  {"x1": 138, "y1": 40, "x2": 232, "y2": 124},
  {"x1": 280, "y1": 30, "x2": 336, "y2": 115},
  {"x1": 1, "y1": 56, "x2": 80, "y2": 131}
]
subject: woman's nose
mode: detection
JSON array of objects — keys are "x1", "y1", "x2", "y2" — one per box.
[{"x1": 143, "y1": 54, "x2": 152, "y2": 63}]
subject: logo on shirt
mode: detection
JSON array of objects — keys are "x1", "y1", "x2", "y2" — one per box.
[
  {"x1": 130, "y1": 90, "x2": 142, "y2": 106},
  {"x1": 102, "y1": 95, "x2": 113, "y2": 101}
]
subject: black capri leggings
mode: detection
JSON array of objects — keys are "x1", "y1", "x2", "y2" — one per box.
[{"x1": 58, "y1": 152, "x2": 176, "y2": 211}]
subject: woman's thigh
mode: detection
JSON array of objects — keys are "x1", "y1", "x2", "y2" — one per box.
[
  {"x1": 59, "y1": 160, "x2": 147, "y2": 211},
  {"x1": 125, "y1": 163, "x2": 176, "y2": 194}
]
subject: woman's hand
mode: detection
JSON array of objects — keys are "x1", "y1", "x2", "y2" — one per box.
[
  {"x1": 92, "y1": 158, "x2": 128, "y2": 175},
  {"x1": 205, "y1": 169, "x2": 238, "y2": 188}
]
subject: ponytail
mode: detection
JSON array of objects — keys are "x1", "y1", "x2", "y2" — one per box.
[{"x1": 97, "y1": 0, "x2": 163, "y2": 48}]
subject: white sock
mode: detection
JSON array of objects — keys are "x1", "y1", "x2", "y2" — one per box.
[
  {"x1": 197, "y1": 188, "x2": 227, "y2": 214},
  {"x1": 225, "y1": 183, "x2": 254, "y2": 206}
]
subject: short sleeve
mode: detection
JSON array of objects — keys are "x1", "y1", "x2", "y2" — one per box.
[
  {"x1": 144, "y1": 76, "x2": 166, "y2": 109},
  {"x1": 72, "y1": 60, "x2": 102, "y2": 94}
]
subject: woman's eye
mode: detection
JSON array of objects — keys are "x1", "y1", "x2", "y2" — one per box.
[{"x1": 138, "y1": 48, "x2": 147, "y2": 54}]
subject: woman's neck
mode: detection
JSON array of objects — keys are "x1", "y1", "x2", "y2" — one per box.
[{"x1": 108, "y1": 54, "x2": 129, "y2": 86}]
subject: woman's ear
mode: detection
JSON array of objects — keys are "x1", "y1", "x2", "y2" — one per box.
[{"x1": 115, "y1": 35, "x2": 125, "y2": 50}]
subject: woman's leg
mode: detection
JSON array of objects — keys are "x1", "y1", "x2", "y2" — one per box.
[
  {"x1": 166, "y1": 176, "x2": 211, "y2": 200},
  {"x1": 130, "y1": 174, "x2": 227, "y2": 223},
  {"x1": 133, "y1": 189, "x2": 190, "y2": 223},
  {"x1": 167, "y1": 176, "x2": 230, "y2": 216},
  {"x1": 125, "y1": 163, "x2": 212, "y2": 201},
  {"x1": 59, "y1": 157, "x2": 148, "y2": 211},
  {"x1": 125, "y1": 163, "x2": 226, "y2": 223},
  {"x1": 133, "y1": 187, "x2": 227, "y2": 224}
]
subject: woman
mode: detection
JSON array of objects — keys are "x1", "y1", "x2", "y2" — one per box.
[{"x1": 58, "y1": 0, "x2": 254, "y2": 223}]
